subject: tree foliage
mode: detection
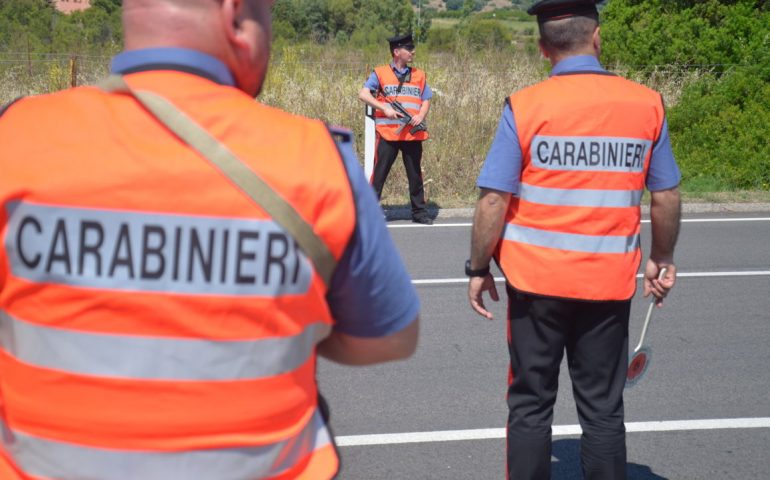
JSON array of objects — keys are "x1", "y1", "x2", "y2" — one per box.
[
  {"x1": 0, "y1": 0, "x2": 122, "y2": 54},
  {"x1": 601, "y1": 0, "x2": 770, "y2": 71},
  {"x1": 273, "y1": 0, "x2": 417, "y2": 43},
  {"x1": 601, "y1": 0, "x2": 770, "y2": 191}
]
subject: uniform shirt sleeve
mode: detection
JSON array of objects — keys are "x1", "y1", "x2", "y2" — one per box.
[
  {"x1": 326, "y1": 135, "x2": 420, "y2": 337},
  {"x1": 646, "y1": 117, "x2": 682, "y2": 191},
  {"x1": 422, "y1": 83, "x2": 433, "y2": 101},
  {"x1": 363, "y1": 71, "x2": 380, "y2": 92},
  {"x1": 476, "y1": 103, "x2": 522, "y2": 194}
]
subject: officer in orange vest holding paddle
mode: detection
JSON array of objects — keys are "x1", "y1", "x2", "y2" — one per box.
[
  {"x1": 359, "y1": 33, "x2": 434, "y2": 225},
  {"x1": 0, "y1": 1, "x2": 419, "y2": 478},
  {"x1": 467, "y1": 1, "x2": 681, "y2": 478}
]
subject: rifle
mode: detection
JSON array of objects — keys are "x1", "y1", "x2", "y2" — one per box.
[{"x1": 390, "y1": 100, "x2": 427, "y2": 135}]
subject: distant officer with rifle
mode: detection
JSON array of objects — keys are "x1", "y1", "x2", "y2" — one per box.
[{"x1": 359, "y1": 33, "x2": 434, "y2": 225}]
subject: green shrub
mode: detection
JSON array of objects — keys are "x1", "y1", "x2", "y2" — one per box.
[
  {"x1": 668, "y1": 67, "x2": 770, "y2": 191},
  {"x1": 460, "y1": 18, "x2": 512, "y2": 49},
  {"x1": 426, "y1": 27, "x2": 458, "y2": 52},
  {"x1": 601, "y1": 0, "x2": 769, "y2": 72}
]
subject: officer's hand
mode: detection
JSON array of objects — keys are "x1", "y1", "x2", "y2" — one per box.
[
  {"x1": 643, "y1": 259, "x2": 676, "y2": 307},
  {"x1": 409, "y1": 112, "x2": 425, "y2": 126},
  {"x1": 383, "y1": 106, "x2": 403, "y2": 120},
  {"x1": 468, "y1": 274, "x2": 498, "y2": 320}
]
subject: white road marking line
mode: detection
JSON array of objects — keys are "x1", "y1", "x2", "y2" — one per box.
[
  {"x1": 412, "y1": 271, "x2": 770, "y2": 285},
  {"x1": 335, "y1": 417, "x2": 770, "y2": 447},
  {"x1": 388, "y1": 217, "x2": 770, "y2": 228},
  {"x1": 677, "y1": 217, "x2": 770, "y2": 222}
]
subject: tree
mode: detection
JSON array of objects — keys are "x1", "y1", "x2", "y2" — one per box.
[
  {"x1": 601, "y1": 0, "x2": 769, "y2": 71},
  {"x1": 91, "y1": 0, "x2": 121, "y2": 15},
  {"x1": 600, "y1": 0, "x2": 770, "y2": 191}
]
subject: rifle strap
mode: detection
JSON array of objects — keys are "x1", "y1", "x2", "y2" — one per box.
[
  {"x1": 97, "y1": 74, "x2": 337, "y2": 288},
  {"x1": 394, "y1": 65, "x2": 410, "y2": 96},
  {"x1": 376, "y1": 65, "x2": 410, "y2": 99}
]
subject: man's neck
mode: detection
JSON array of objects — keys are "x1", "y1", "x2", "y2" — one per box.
[
  {"x1": 548, "y1": 50, "x2": 597, "y2": 67},
  {"x1": 393, "y1": 59, "x2": 409, "y2": 70}
]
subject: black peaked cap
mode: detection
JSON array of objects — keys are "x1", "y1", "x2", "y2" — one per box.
[
  {"x1": 388, "y1": 33, "x2": 414, "y2": 49},
  {"x1": 527, "y1": 0, "x2": 601, "y2": 21}
]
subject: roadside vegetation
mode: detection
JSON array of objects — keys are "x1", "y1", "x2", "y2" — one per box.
[{"x1": 1, "y1": 0, "x2": 767, "y2": 207}]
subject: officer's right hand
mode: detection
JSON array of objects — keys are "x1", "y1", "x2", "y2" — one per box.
[
  {"x1": 468, "y1": 274, "x2": 498, "y2": 320},
  {"x1": 643, "y1": 259, "x2": 676, "y2": 307},
  {"x1": 382, "y1": 106, "x2": 404, "y2": 120}
]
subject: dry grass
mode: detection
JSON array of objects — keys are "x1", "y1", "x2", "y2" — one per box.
[
  {"x1": 0, "y1": 55, "x2": 110, "y2": 101},
  {"x1": 2, "y1": 47, "x2": 710, "y2": 209}
]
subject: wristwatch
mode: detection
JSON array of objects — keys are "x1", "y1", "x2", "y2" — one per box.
[{"x1": 465, "y1": 259, "x2": 490, "y2": 277}]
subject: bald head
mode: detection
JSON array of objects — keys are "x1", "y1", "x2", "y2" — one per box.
[
  {"x1": 123, "y1": 0, "x2": 221, "y2": 51},
  {"x1": 122, "y1": 0, "x2": 273, "y2": 97}
]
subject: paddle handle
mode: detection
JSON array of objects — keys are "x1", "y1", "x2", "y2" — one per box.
[{"x1": 633, "y1": 267, "x2": 668, "y2": 353}]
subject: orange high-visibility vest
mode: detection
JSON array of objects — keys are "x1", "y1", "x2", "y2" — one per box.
[
  {"x1": 0, "y1": 70, "x2": 355, "y2": 479},
  {"x1": 497, "y1": 72, "x2": 665, "y2": 301},
  {"x1": 373, "y1": 65, "x2": 429, "y2": 141}
]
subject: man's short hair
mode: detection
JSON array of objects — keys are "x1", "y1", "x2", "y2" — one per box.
[{"x1": 538, "y1": 13, "x2": 599, "y2": 55}]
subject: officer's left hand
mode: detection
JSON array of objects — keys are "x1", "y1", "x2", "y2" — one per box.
[
  {"x1": 468, "y1": 274, "x2": 498, "y2": 320},
  {"x1": 409, "y1": 112, "x2": 425, "y2": 126},
  {"x1": 643, "y1": 259, "x2": 677, "y2": 307}
]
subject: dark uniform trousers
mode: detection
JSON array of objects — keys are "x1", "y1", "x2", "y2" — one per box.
[
  {"x1": 371, "y1": 135, "x2": 427, "y2": 216},
  {"x1": 505, "y1": 284, "x2": 631, "y2": 480}
]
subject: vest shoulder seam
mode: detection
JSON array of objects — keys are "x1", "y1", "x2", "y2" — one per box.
[
  {"x1": 553, "y1": 70, "x2": 617, "y2": 77},
  {"x1": 325, "y1": 124, "x2": 358, "y2": 268}
]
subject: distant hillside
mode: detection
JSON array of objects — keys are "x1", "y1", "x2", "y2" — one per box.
[{"x1": 421, "y1": 0, "x2": 535, "y2": 12}]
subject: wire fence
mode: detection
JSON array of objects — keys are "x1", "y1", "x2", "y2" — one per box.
[
  {"x1": 1, "y1": 51, "x2": 766, "y2": 77},
  {"x1": 4, "y1": 50, "x2": 761, "y2": 110}
]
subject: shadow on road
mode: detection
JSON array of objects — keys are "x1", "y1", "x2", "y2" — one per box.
[{"x1": 552, "y1": 438, "x2": 668, "y2": 479}]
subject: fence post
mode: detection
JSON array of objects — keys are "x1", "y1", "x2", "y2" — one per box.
[
  {"x1": 70, "y1": 56, "x2": 78, "y2": 88},
  {"x1": 26, "y1": 35, "x2": 33, "y2": 80}
]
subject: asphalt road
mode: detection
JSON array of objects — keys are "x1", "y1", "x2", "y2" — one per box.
[{"x1": 319, "y1": 212, "x2": 770, "y2": 479}]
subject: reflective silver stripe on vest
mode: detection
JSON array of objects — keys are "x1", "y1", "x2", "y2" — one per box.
[
  {"x1": 520, "y1": 183, "x2": 644, "y2": 208},
  {"x1": 396, "y1": 101, "x2": 421, "y2": 110},
  {"x1": 1, "y1": 411, "x2": 332, "y2": 480},
  {"x1": 374, "y1": 118, "x2": 408, "y2": 126},
  {"x1": 503, "y1": 224, "x2": 640, "y2": 254},
  {"x1": 0, "y1": 310, "x2": 331, "y2": 381},
  {"x1": 4, "y1": 201, "x2": 313, "y2": 296}
]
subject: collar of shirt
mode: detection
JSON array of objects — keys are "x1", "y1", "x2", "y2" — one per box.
[
  {"x1": 111, "y1": 47, "x2": 235, "y2": 86},
  {"x1": 550, "y1": 55, "x2": 606, "y2": 76},
  {"x1": 390, "y1": 62, "x2": 410, "y2": 76}
]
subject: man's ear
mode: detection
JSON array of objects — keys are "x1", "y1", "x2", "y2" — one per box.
[
  {"x1": 538, "y1": 39, "x2": 550, "y2": 59},
  {"x1": 222, "y1": 0, "x2": 247, "y2": 49},
  {"x1": 593, "y1": 26, "x2": 601, "y2": 56}
]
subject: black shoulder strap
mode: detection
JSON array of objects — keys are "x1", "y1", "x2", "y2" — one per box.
[{"x1": 394, "y1": 66, "x2": 411, "y2": 96}]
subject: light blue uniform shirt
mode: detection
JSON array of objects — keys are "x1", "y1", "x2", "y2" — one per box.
[
  {"x1": 111, "y1": 48, "x2": 419, "y2": 337},
  {"x1": 477, "y1": 55, "x2": 681, "y2": 194}
]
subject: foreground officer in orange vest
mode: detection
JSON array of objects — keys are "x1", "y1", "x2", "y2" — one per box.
[
  {"x1": 358, "y1": 33, "x2": 434, "y2": 225},
  {"x1": 467, "y1": 1, "x2": 681, "y2": 478},
  {"x1": 0, "y1": 1, "x2": 420, "y2": 478}
]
